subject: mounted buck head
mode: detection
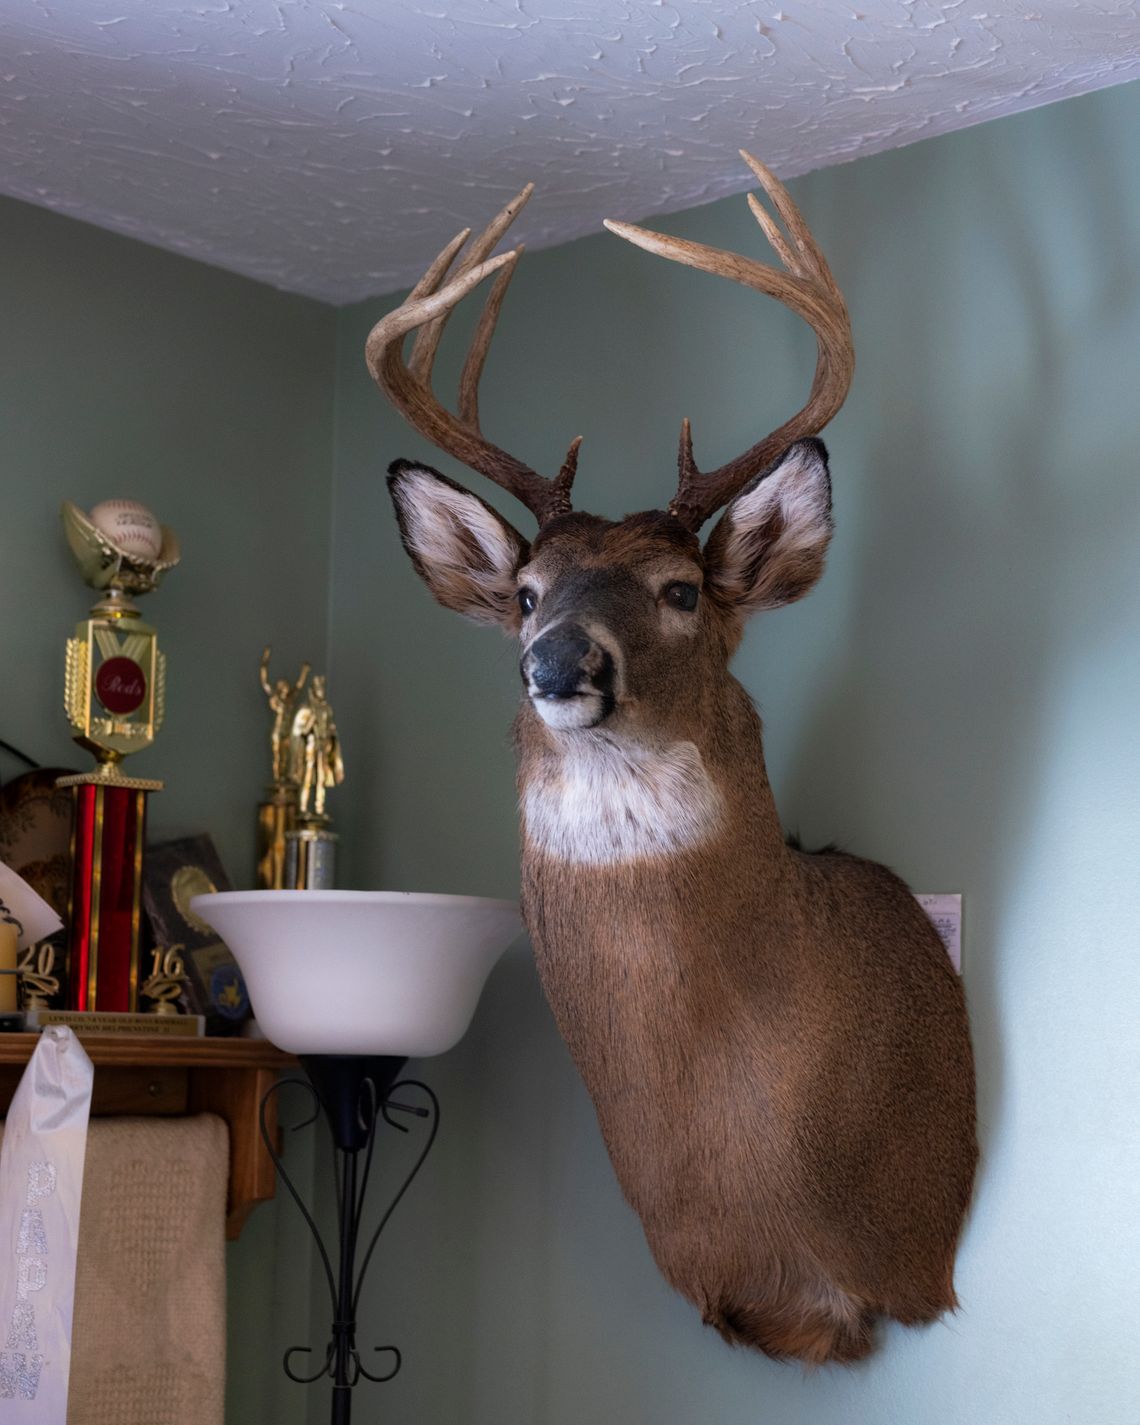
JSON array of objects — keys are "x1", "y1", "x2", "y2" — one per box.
[
  {"x1": 371, "y1": 154, "x2": 852, "y2": 746},
  {"x1": 368, "y1": 156, "x2": 975, "y2": 1366}
]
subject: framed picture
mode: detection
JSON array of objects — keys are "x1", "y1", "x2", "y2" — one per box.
[
  {"x1": 142, "y1": 834, "x2": 250, "y2": 1034},
  {"x1": 0, "y1": 768, "x2": 76, "y2": 921}
]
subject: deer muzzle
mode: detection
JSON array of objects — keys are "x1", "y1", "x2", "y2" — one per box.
[{"x1": 521, "y1": 624, "x2": 616, "y2": 730}]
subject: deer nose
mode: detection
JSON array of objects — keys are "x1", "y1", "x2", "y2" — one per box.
[{"x1": 522, "y1": 626, "x2": 611, "y2": 699}]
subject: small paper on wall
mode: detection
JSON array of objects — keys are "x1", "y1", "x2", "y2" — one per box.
[
  {"x1": 915, "y1": 893, "x2": 962, "y2": 972},
  {"x1": 0, "y1": 861, "x2": 64, "y2": 950},
  {"x1": 0, "y1": 1027, "x2": 94, "y2": 1418}
]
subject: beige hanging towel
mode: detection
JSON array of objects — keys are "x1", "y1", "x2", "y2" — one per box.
[{"x1": 4, "y1": 1114, "x2": 229, "y2": 1425}]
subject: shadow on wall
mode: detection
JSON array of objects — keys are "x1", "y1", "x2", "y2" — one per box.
[{"x1": 777, "y1": 106, "x2": 1140, "y2": 1181}]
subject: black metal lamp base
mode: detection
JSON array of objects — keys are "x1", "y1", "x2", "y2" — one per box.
[{"x1": 259, "y1": 1054, "x2": 440, "y2": 1425}]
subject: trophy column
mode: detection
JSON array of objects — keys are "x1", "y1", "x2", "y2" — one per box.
[
  {"x1": 58, "y1": 500, "x2": 178, "y2": 1013},
  {"x1": 59, "y1": 771, "x2": 160, "y2": 1011},
  {"x1": 257, "y1": 782, "x2": 297, "y2": 889}
]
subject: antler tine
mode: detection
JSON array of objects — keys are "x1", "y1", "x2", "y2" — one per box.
[
  {"x1": 365, "y1": 186, "x2": 579, "y2": 525},
  {"x1": 458, "y1": 249, "x2": 520, "y2": 428},
  {"x1": 409, "y1": 183, "x2": 535, "y2": 386},
  {"x1": 408, "y1": 226, "x2": 471, "y2": 303},
  {"x1": 603, "y1": 152, "x2": 853, "y2": 531},
  {"x1": 744, "y1": 192, "x2": 796, "y2": 274},
  {"x1": 740, "y1": 151, "x2": 844, "y2": 306}
]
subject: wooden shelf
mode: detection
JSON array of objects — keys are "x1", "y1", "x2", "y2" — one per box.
[{"x1": 0, "y1": 1032, "x2": 298, "y2": 1239}]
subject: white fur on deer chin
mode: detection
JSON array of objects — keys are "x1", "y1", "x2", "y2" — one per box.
[
  {"x1": 530, "y1": 693, "x2": 607, "y2": 731},
  {"x1": 522, "y1": 735, "x2": 725, "y2": 865}
]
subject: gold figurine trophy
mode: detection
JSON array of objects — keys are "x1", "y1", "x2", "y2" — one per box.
[
  {"x1": 256, "y1": 647, "x2": 309, "y2": 889},
  {"x1": 59, "y1": 498, "x2": 179, "y2": 1012},
  {"x1": 257, "y1": 652, "x2": 344, "y2": 889},
  {"x1": 287, "y1": 673, "x2": 345, "y2": 888}
]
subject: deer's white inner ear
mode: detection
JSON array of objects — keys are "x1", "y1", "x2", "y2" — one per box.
[
  {"x1": 389, "y1": 464, "x2": 528, "y2": 628},
  {"x1": 730, "y1": 442, "x2": 830, "y2": 531},
  {"x1": 704, "y1": 440, "x2": 832, "y2": 614},
  {"x1": 396, "y1": 468, "x2": 522, "y2": 574}
]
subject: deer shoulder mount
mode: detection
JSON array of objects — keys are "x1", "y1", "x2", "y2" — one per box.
[{"x1": 368, "y1": 153, "x2": 977, "y2": 1365}]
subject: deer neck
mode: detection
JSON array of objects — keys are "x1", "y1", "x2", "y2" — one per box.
[
  {"x1": 515, "y1": 673, "x2": 788, "y2": 884},
  {"x1": 515, "y1": 677, "x2": 793, "y2": 1088}
]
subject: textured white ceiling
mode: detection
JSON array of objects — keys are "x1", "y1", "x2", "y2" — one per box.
[{"x1": 0, "y1": 1, "x2": 1137, "y2": 304}]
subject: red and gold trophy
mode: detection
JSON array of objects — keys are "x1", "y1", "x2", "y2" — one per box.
[{"x1": 58, "y1": 500, "x2": 179, "y2": 1012}]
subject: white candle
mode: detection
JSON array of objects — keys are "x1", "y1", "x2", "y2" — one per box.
[{"x1": 0, "y1": 921, "x2": 18, "y2": 1012}]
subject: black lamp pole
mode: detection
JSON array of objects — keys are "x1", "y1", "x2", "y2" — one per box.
[{"x1": 259, "y1": 1055, "x2": 440, "y2": 1425}]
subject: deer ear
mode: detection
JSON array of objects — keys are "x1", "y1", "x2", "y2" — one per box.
[
  {"x1": 703, "y1": 439, "x2": 832, "y2": 615},
  {"x1": 387, "y1": 460, "x2": 530, "y2": 629}
]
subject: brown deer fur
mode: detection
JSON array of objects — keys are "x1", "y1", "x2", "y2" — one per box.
[{"x1": 386, "y1": 442, "x2": 978, "y2": 1365}]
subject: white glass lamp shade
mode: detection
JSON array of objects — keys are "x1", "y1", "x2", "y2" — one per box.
[{"x1": 189, "y1": 890, "x2": 521, "y2": 1056}]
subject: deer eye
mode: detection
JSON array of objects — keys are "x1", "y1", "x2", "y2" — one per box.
[
  {"x1": 517, "y1": 587, "x2": 538, "y2": 615},
  {"x1": 663, "y1": 581, "x2": 699, "y2": 611}
]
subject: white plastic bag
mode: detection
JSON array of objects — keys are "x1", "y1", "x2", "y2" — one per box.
[{"x1": 0, "y1": 1027, "x2": 93, "y2": 1418}]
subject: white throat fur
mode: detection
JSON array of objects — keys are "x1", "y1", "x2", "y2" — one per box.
[{"x1": 522, "y1": 733, "x2": 725, "y2": 866}]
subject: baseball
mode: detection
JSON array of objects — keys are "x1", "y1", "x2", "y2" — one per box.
[{"x1": 88, "y1": 499, "x2": 163, "y2": 562}]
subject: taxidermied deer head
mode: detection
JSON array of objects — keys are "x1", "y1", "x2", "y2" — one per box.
[{"x1": 368, "y1": 154, "x2": 976, "y2": 1364}]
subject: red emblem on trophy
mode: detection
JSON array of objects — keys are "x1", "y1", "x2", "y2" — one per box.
[{"x1": 94, "y1": 656, "x2": 148, "y2": 715}]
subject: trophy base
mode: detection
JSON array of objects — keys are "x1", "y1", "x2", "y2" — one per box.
[{"x1": 285, "y1": 819, "x2": 338, "y2": 890}]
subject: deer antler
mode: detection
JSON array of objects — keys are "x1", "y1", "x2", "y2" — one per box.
[
  {"x1": 365, "y1": 184, "x2": 580, "y2": 527},
  {"x1": 604, "y1": 151, "x2": 854, "y2": 532}
]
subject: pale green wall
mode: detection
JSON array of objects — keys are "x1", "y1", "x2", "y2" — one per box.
[
  {"x1": 327, "y1": 80, "x2": 1140, "y2": 1424},
  {"x1": 3, "y1": 75, "x2": 1138, "y2": 1425},
  {"x1": 0, "y1": 195, "x2": 334, "y2": 1425}
]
